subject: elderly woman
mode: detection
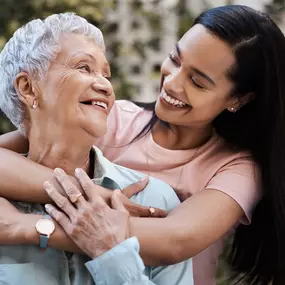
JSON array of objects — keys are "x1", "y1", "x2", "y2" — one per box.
[{"x1": 0, "y1": 13, "x2": 193, "y2": 285}]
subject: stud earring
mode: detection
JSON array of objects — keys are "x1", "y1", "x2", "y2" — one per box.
[
  {"x1": 32, "y1": 100, "x2": 37, "y2": 109},
  {"x1": 229, "y1": 107, "x2": 237, "y2": 113}
]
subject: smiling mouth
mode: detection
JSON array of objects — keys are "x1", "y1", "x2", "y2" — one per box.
[
  {"x1": 160, "y1": 90, "x2": 190, "y2": 109},
  {"x1": 80, "y1": 100, "x2": 108, "y2": 110}
]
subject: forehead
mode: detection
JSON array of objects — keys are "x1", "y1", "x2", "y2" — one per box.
[
  {"x1": 178, "y1": 24, "x2": 235, "y2": 80},
  {"x1": 56, "y1": 33, "x2": 107, "y2": 64}
]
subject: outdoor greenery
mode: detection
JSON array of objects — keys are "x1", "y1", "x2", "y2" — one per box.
[{"x1": 0, "y1": 0, "x2": 284, "y2": 284}]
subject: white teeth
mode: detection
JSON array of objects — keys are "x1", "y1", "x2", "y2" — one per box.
[
  {"x1": 91, "y1": 101, "x2": 107, "y2": 109},
  {"x1": 161, "y1": 91, "x2": 186, "y2": 108}
]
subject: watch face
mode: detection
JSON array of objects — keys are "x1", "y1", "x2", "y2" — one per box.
[{"x1": 36, "y1": 219, "x2": 55, "y2": 235}]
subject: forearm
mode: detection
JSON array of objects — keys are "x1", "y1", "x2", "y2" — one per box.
[
  {"x1": 18, "y1": 213, "x2": 82, "y2": 253},
  {"x1": 21, "y1": 213, "x2": 182, "y2": 266},
  {"x1": 0, "y1": 130, "x2": 29, "y2": 153},
  {"x1": 129, "y1": 216, "x2": 185, "y2": 266},
  {"x1": 0, "y1": 148, "x2": 85, "y2": 203},
  {"x1": 0, "y1": 148, "x2": 55, "y2": 203}
]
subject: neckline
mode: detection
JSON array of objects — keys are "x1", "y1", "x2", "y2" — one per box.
[{"x1": 145, "y1": 131, "x2": 218, "y2": 164}]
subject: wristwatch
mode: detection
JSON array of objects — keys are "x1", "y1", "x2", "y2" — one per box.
[{"x1": 35, "y1": 214, "x2": 55, "y2": 249}]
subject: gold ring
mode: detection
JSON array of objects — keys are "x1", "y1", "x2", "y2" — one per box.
[
  {"x1": 149, "y1": 207, "x2": 155, "y2": 217},
  {"x1": 70, "y1": 193, "x2": 83, "y2": 203}
]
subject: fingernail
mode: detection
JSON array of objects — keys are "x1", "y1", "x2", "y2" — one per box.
[
  {"x1": 54, "y1": 168, "x2": 63, "y2": 176},
  {"x1": 45, "y1": 204, "x2": 52, "y2": 211},
  {"x1": 75, "y1": 168, "x2": 82, "y2": 177},
  {"x1": 43, "y1": 181, "x2": 51, "y2": 190}
]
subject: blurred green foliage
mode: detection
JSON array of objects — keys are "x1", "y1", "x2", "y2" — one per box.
[
  {"x1": 0, "y1": 1, "x2": 284, "y2": 284},
  {"x1": 0, "y1": 0, "x2": 133, "y2": 134}
]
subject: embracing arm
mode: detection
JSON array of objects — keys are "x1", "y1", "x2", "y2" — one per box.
[
  {"x1": 19, "y1": 189, "x2": 243, "y2": 265},
  {"x1": 0, "y1": 131, "x2": 54, "y2": 203},
  {"x1": 0, "y1": 148, "x2": 55, "y2": 203},
  {"x1": 0, "y1": 130, "x2": 29, "y2": 153}
]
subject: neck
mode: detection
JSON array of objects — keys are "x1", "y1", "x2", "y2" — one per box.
[
  {"x1": 28, "y1": 127, "x2": 93, "y2": 176},
  {"x1": 152, "y1": 121, "x2": 213, "y2": 150}
]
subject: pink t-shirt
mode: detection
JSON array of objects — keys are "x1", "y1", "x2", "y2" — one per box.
[{"x1": 96, "y1": 100, "x2": 261, "y2": 285}]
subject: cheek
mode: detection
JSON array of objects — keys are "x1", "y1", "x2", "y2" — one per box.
[
  {"x1": 160, "y1": 59, "x2": 170, "y2": 76},
  {"x1": 191, "y1": 93, "x2": 229, "y2": 120}
]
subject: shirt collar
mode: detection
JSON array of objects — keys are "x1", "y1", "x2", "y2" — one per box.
[{"x1": 91, "y1": 146, "x2": 121, "y2": 190}]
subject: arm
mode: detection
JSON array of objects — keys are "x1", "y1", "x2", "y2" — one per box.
[
  {"x1": 0, "y1": 148, "x2": 112, "y2": 203},
  {"x1": 0, "y1": 148, "x2": 71, "y2": 203},
  {"x1": 0, "y1": 130, "x2": 28, "y2": 152},
  {"x1": 5, "y1": 159, "x2": 259, "y2": 266},
  {"x1": 15, "y1": 188, "x2": 242, "y2": 264}
]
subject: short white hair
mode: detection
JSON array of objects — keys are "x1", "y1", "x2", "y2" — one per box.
[{"x1": 0, "y1": 13, "x2": 105, "y2": 133}]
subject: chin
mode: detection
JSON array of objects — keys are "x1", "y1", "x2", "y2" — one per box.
[
  {"x1": 154, "y1": 100, "x2": 170, "y2": 123},
  {"x1": 80, "y1": 120, "x2": 107, "y2": 141}
]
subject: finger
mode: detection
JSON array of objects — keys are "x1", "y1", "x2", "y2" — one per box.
[
  {"x1": 75, "y1": 168, "x2": 98, "y2": 201},
  {"x1": 45, "y1": 204, "x2": 70, "y2": 229},
  {"x1": 44, "y1": 181, "x2": 77, "y2": 219},
  {"x1": 111, "y1": 190, "x2": 128, "y2": 213},
  {"x1": 54, "y1": 168, "x2": 85, "y2": 206},
  {"x1": 125, "y1": 203, "x2": 168, "y2": 218},
  {"x1": 149, "y1": 207, "x2": 168, "y2": 218},
  {"x1": 122, "y1": 177, "x2": 149, "y2": 198}
]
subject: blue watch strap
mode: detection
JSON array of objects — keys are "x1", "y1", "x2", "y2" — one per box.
[
  {"x1": 39, "y1": 234, "x2": 49, "y2": 249},
  {"x1": 39, "y1": 214, "x2": 52, "y2": 249}
]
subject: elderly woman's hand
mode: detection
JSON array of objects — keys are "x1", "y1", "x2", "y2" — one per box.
[
  {"x1": 43, "y1": 168, "x2": 167, "y2": 258},
  {"x1": 46, "y1": 168, "x2": 167, "y2": 218},
  {"x1": 44, "y1": 168, "x2": 129, "y2": 258}
]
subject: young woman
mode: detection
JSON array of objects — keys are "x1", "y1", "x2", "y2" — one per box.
[{"x1": 0, "y1": 5, "x2": 285, "y2": 285}]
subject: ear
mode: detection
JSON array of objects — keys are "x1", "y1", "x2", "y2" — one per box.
[
  {"x1": 14, "y1": 72, "x2": 37, "y2": 108},
  {"x1": 227, "y1": 92, "x2": 255, "y2": 112}
]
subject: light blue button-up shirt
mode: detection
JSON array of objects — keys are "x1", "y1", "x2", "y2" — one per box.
[{"x1": 0, "y1": 147, "x2": 193, "y2": 285}]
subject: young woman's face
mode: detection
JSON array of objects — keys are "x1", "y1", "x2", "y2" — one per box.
[{"x1": 155, "y1": 24, "x2": 238, "y2": 129}]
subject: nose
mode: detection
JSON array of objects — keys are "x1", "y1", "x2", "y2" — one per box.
[
  {"x1": 164, "y1": 70, "x2": 184, "y2": 95},
  {"x1": 91, "y1": 77, "x2": 113, "y2": 96}
]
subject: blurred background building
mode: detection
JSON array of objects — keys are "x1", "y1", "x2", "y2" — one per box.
[
  {"x1": 0, "y1": 0, "x2": 284, "y2": 135},
  {"x1": 0, "y1": 0, "x2": 284, "y2": 283}
]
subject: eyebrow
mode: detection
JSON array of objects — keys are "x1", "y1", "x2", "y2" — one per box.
[
  {"x1": 69, "y1": 51, "x2": 97, "y2": 63},
  {"x1": 175, "y1": 43, "x2": 216, "y2": 86}
]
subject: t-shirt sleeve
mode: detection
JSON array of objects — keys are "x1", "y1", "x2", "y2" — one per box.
[
  {"x1": 205, "y1": 157, "x2": 261, "y2": 224},
  {"x1": 95, "y1": 100, "x2": 152, "y2": 156}
]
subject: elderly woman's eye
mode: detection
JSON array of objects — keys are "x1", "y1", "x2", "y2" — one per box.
[{"x1": 77, "y1": 65, "x2": 91, "y2": 72}]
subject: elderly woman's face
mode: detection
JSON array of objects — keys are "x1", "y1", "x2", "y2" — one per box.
[{"x1": 35, "y1": 33, "x2": 114, "y2": 139}]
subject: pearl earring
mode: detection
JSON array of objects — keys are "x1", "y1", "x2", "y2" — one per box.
[
  {"x1": 229, "y1": 107, "x2": 236, "y2": 113},
  {"x1": 32, "y1": 100, "x2": 37, "y2": 109}
]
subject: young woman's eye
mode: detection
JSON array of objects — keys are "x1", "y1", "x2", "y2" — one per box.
[
  {"x1": 191, "y1": 77, "x2": 204, "y2": 89},
  {"x1": 168, "y1": 53, "x2": 180, "y2": 67},
  {"x1": 77, "y1": 64, "x2": 91, "y2": 73}
]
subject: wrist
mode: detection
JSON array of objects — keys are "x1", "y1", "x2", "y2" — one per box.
[{"x1": 17, "y1": 213, "x2": 43, "y2": 245}]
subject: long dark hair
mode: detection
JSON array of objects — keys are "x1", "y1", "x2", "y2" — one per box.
[{"x1": 133, "y1": 5, "x2": 285, "y2": 285}]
